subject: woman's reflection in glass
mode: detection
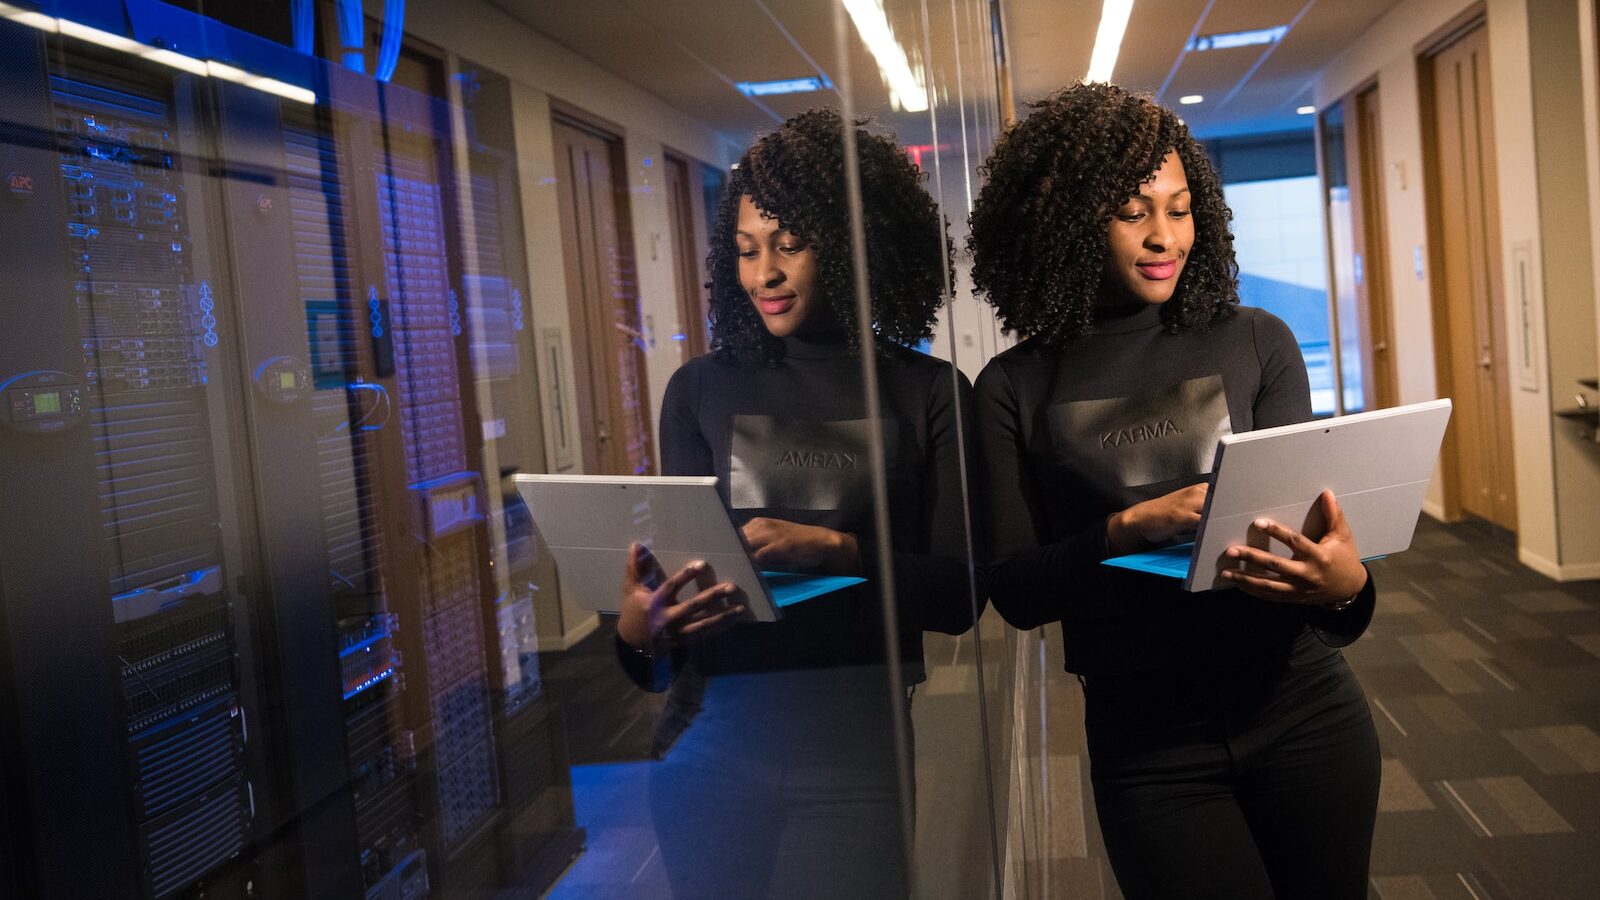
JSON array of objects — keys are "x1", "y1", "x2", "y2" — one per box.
[{"x1": 615, "y1": 108, "x2": 978, "y2": 899}]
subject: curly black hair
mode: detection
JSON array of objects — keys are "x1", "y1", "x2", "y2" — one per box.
[
  {"x1": 707, "y1": 108, "x2": 950, "y2": 363},
  {"x1": 967, "y1": 82, "x2": 1238, "y2": 345}
]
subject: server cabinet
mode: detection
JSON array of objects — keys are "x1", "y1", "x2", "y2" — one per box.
[
  {"x1": 0, "y1": 13, "x2": 579, "y2": 898},
  {"x1": 0, "y1": 28, "x2": 255, "y2": 900}
]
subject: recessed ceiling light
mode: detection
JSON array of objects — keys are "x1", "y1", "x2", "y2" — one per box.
[
  {"x1": 1187, "y1": 25, "x2": 1289, "y2": 52},
  {"x1": 735, "y1": 76, "x2": 833, "y2": 98},
  {"x1": 1297, "y1": 105, "x2": 1316, "y2": 115},
  {"x1": 1179, "y1": 94, "x2": 1203, "y2": 105}
]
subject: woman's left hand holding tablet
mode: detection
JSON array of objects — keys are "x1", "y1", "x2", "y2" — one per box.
[
  {"x1": 1220, "y1": 490, "x2": 1369, "y2": 608},
  {"x1": 617, "y1": 543, "x2": 748, "y2": 651},
  {"x1": 740, "y1": 517, "x2": 860, "y2": 575}
]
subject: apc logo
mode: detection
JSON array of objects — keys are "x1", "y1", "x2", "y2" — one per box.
[{"x1": 7, "y1": 172, "x2": 35, "y2": 198}]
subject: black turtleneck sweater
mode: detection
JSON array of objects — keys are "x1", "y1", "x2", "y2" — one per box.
[
  {"x1": 621, "y1": 334, "x2": 979, "y2": 690},
  {"x1": 975, "y1": 303, "x2": 1374, "y2": 677}
]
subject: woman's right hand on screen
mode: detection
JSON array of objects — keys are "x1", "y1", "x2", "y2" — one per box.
[
  {"x1": 1106, "y1": 483, "x2": 1209, "y2": 555},
  {"x1": 616, "y1": 542, "x2": 748, "y2": 651}
]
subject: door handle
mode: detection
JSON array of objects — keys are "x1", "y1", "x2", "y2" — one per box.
[{"x1": 1374, "y1": 341, "x2": 1388, "y2": 353}]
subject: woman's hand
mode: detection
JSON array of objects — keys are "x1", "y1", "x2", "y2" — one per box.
[
  {"x1": 740, "y1": 517, "x2": 859, "y2": 575},
  {"x1": 617, "y1": 543, "x2": 748, "y2": 651},
  {"x1": 1220, "y1": 490, "x2": 1369, "y2": 607},
  {"x1": 1107, "y1": 483, "x2": 1209, "y2": 555}
]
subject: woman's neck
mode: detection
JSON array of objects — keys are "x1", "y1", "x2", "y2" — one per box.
[
  {"x1": 1092, "y1": 298, "x2": 1166, "y2": 334},
  {"x1": 781, "y1": 330, "x2": 853, "y2": 359}
]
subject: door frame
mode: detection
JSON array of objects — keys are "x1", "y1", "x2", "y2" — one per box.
[
  {"x1": 1417, "y1": 11, "x2": 1518, "y2": 528},
  {"x1": 548, "y1": 102, "x2": 653, "y2": 476}
]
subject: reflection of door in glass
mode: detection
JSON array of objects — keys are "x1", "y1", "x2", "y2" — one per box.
[
  {"x1": 1320, "y1": 87, "x2": 1399, "y2": 415},
  {"x1": 552, "y1": 116, "x2": 653, "y2": 475},
  {"x1": 1424, "y1": 22, "x2": 1517, "y2": 530},
  {"x1": 664, "y1": 153, "x2": 712, "y2": 359},
  {"x1": 1319, "y1": 102, "x2": 1365, "y2": 414},
  {"x1": 1351, "y1": 86, "x2": 1397, "y2": 411}
]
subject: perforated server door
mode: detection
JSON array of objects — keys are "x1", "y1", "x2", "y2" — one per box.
[
  {"x1": 325, "y1": 69, "x2": 505, "y2": 895},
  {"x1": 0, "y1": 22, "x2": 139, "y2": 898},
  {"x1": 0, "y1": 31, "x2": 254, "y2": 900},
  {"x1": 51, "y1": 53, "x2": 254, "y2": 900}
]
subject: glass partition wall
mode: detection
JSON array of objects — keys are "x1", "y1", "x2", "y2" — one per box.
[{"x1": 0, "y1": 1, "x2": 1011, "y2": 898}]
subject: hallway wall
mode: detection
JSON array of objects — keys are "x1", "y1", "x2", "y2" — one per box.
[{"x1": 1315, "y1": 0, "x2": 1600, "y2": 580}]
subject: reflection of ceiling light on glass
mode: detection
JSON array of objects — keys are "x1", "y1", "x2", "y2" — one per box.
[
  {"x1": 0, "y1": 1, "x2": 58, "y2": 30},
  {"x1": 2, "y1": 6, "x2": 319, "y2": 104},
  {"x1": 250, "y1": 77, "x2": 316, "y2": 105},
  {"x1": 206, "y1": 61, "x2": 254, "y2": 83},
  {"x1": 736, "y1": 76, "x2": 834, "y2": 98},
  {"x1": 142, "y1": 49, "x2": 210, "y2": 76},
  {"x1": 58, "y1": 19, "x2": 144, "y2": 52},
  {"x1": 1297, "y1": 105, "x2": 1316, "y2": 115},
  {"x1": 1086, "y1": 0, "x2": 1134, "y2": 84},
  {"x1": 841, "y1": 0, "x2": 928, "y2": 112},
  {"x1": 1186, "y1": 25, "x2": 1288, "y2": 52},
  {"x1": 1179, "y1": 94, "x2": 1203, "y2": 105}
]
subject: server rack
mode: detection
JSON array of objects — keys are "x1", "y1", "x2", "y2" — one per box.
[
  {"x1": 0, "y1": 27, "x2": 256, "y2": 900},
  {"x1": 0, "y1": 14, "x2": 579, "y2": 899}
]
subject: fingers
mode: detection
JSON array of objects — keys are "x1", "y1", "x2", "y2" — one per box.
[
  {"x1": 1250, "y1": 518, "x2": 1317, "y2": 557},
  {"x1": 1321, "y1": 490, "x2": 1351, "y2": 536},
  {"x1": 654, "y1": 559, "x2": 707, "y2": 601},
  {"x1": 692, "y1": 559, "x2": 719, "y2": 592},
  {"x1": 1225, "y1": 545, "x2": 1311, "y2": 580},
  {"x1": 740, "y1": 517, "x2": 776, "y2": 548},
  {"x1": 624, "y1": 542, "x2": 646, "y2": 587},
  {"x1": 676, "y1": 604, "x2": 748, "y2": 637},
  {"x1": 1220, "y1": 568, "x2": 1300, "y2": 597},
  {"x1": 663, "y1": 582, "x2": 739, "y2": 624}
]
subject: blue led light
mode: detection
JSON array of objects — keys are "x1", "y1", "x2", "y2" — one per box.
[
  {"x1": 342, "y1": 663, "x2": 397, "y2": 700},
  {"x1": 736, "y1": 76, "x2": 834, "y2": 97},
  {"x1": 198, "y1": 282, "x2": 219, "y2": 349},
  {"x1": 339, "y1": 628, "x2": 391, "y2": 658}
]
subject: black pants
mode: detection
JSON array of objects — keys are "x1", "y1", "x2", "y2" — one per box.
[
  {"x1": 650, "y1": 667, "x2": 911, "y2": 899},
  {"x1": 1083, "y1": 630, "x2": 1380, "y2": 900}
]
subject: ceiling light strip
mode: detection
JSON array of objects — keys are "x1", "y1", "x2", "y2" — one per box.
[
  {"x1": 842, "y1": 0, "x2": 929, "y2": 112},
  {"x1": 1085, "y1": 0, "x2": 1134, "y2": 84}
]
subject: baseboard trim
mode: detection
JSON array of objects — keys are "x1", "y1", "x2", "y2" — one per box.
[
  {"x1": 1518, "y1": 548, "x2": 1600, "y2": 582},
  {"x1": 553, "y1": 611, "x2": 598, "y2": 646}
]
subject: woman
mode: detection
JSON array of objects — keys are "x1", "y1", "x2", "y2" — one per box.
[
  {"x1": 969, "y1": 83, "x2": 1379, "y2": 900},
  {"x1": 614, "y1": 108, "x2": 978, "y2": 899}
]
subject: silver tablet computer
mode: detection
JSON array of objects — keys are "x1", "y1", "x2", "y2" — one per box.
[
  {"x1": 513, "y1": 474, "x2": 782, "y2": 622},
  {"x1": 1103, "y1": 398, "x2": 1453, "y2": 592},
  {"x1": 516, "y1": 474, "x2": 867, "y2": 623}
]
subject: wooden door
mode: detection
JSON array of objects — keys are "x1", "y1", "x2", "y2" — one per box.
[
  {"x1": 1425, "y1": 23, "x2": 1517, "y2": 529},
  {"x1": 665, "y1": 154, "x2": 711, "y2": 359},
  {"x1": 551, "y1": 117, "x2": 654, "y2": 475},
  {"x1": 1350, "y1": 85, "x2": 1398, "y2": 410}
]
